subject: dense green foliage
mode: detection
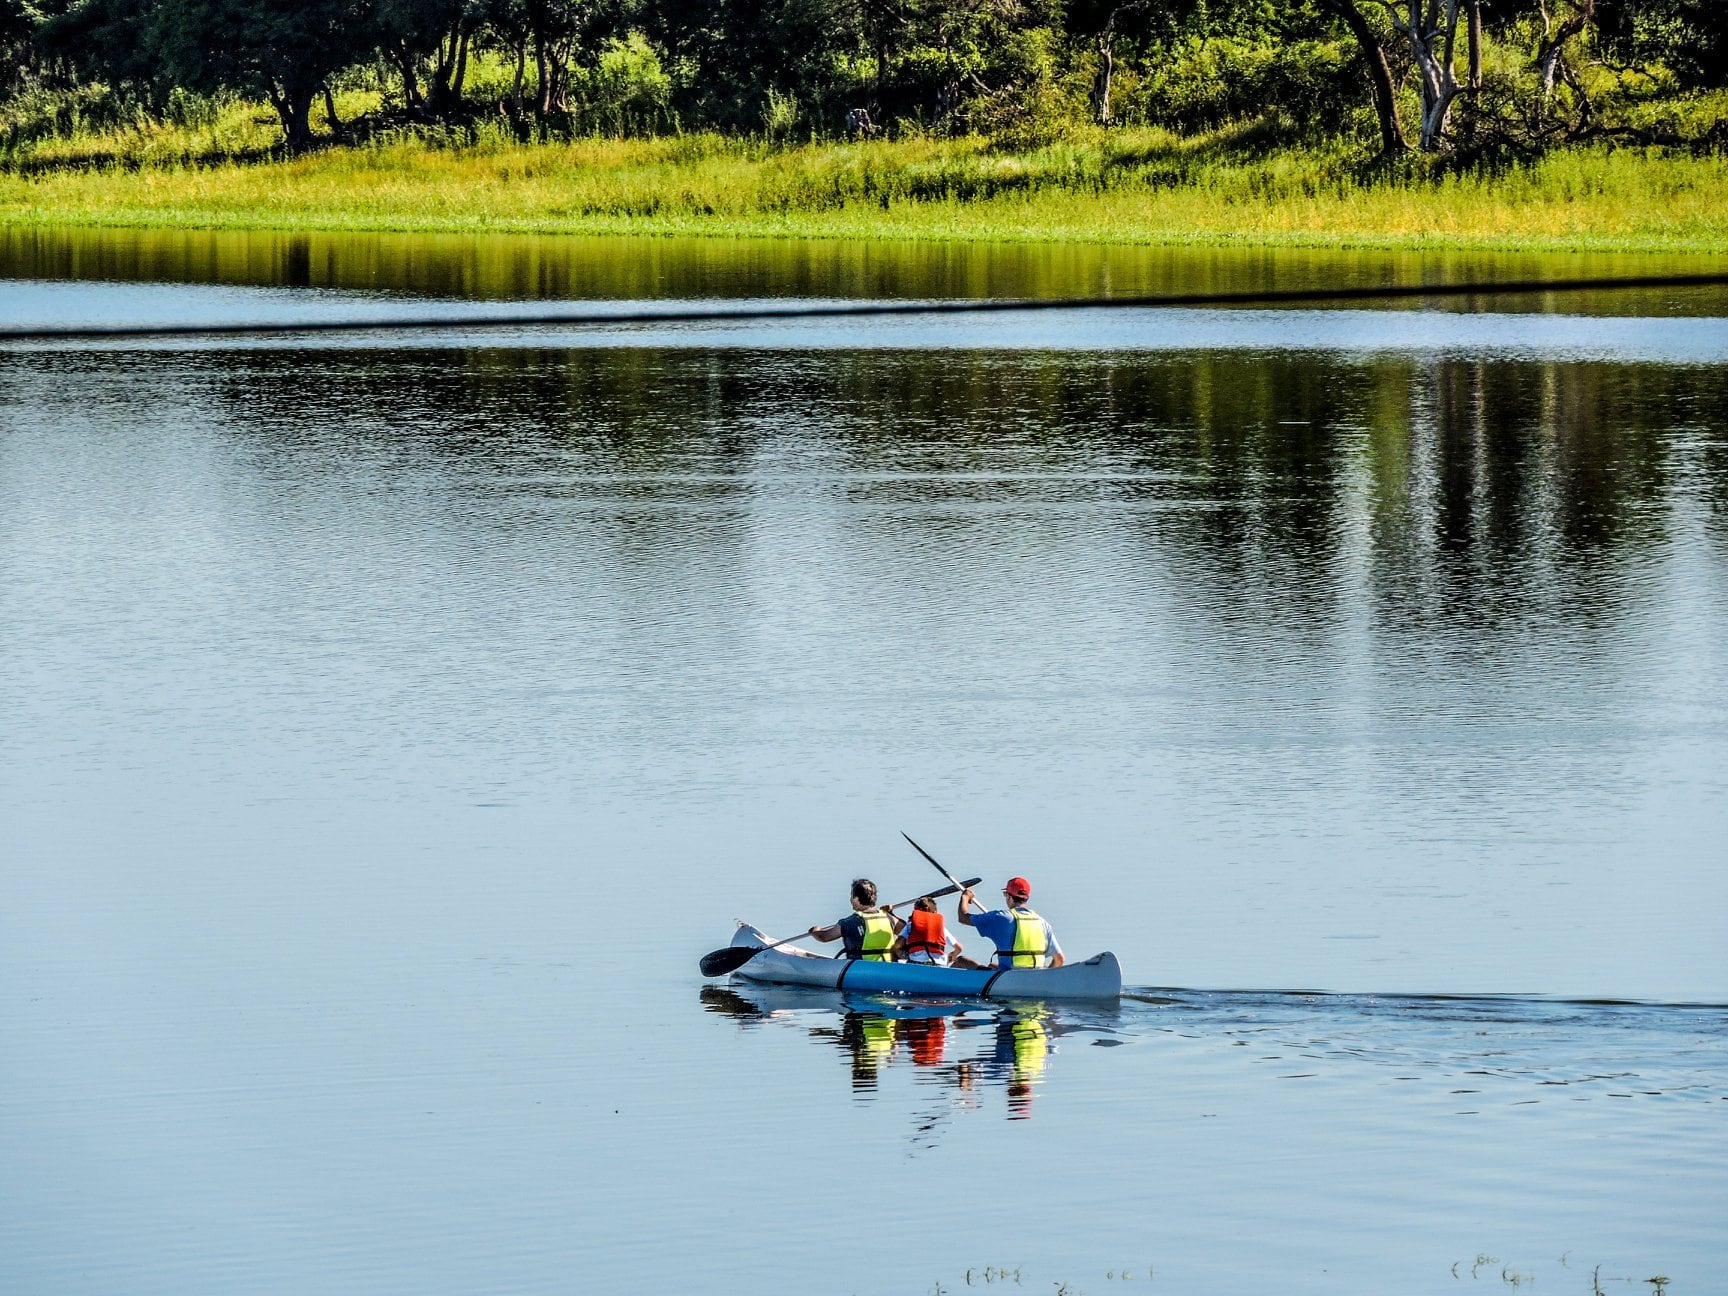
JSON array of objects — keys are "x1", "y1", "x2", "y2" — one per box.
[{"x1": 1, "y1": 0, "x2": 1723, "y2": 158}]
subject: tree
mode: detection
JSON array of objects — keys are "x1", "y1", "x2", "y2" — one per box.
[
  {"x1": 1370, "y1": 0, "x2": 1467, "y2": 149},
  {"x1": 1, "y1": 0, "x2": 37, "y2": 95},
  {"x1": 1533, "y1": 0, "x2": 1593, "y2": 124},
  {"x1": 511, "y1": 0, "x2": 633, "y2": 125},
  {"x1": 1064, "y1": 0, "x2": 1148, "y2": 127},
  {"x1": 1595, "y1": 0, "x2": 1728, "y2": 91},
  {"x1": 644, "y1": 0, "x2": 832, "y2": 131},
  {"x1": 1316, "y1": 0, "x2": 1408, "y2": 153},
  {"x1": 56, "y1": 0, "x2": 377, "y2": 146},
  {"x1": 374, "y1": 0, "x2": 493, "y2": 119},
  {"x1": 36, "y1": 0, "x2": 162, "y2": 92}
]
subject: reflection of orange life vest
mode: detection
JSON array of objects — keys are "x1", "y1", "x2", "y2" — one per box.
[
  {"x1": 905, "y1": 1016, "x2": 947, "y2": 1066},
  {"x1": 907, "y1": 909, "x2": 946, "y2": 961}
]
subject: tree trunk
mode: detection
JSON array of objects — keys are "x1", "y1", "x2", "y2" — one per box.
[
  {"x1": 392, "y1": 40, "x2": 423, "y2": 113},
  {"x1": 322, "y1": 83, "x2": 342, "y2": 136},
  {"x1": 549, "y1": 62, "x2": 569, "y2": 115},
  {"x1": 551, "y1": 33, "x2": 576, "y2": 115},
  {"x1": 534, "y1": 31, "x2": 550, "y2": 120},
  {"x1": 1092, "y1": 31, "x2": 1114, "y2": 127},
  {"x1": 1467, "y1": 0, "x2": 1482, "y2": 88},
  {"x1": 1536, "y1": 0, "x2": 1595, "y2": 121},
  {"x1": 1321, "y1": 0, "x2": 1408, "y2": 155},
  {"x1": 428, "y1": 20, "x2": 464, "y2": 117},
  {"x1": 1401, "y1": 0, "x2": 1464, "y2": 150},
  {"x1": 509, "y1": 40, "x2": 527, "y2": 120},
  {"x1": 267, "y1": 82, "x2": 316, "y2": 150}
]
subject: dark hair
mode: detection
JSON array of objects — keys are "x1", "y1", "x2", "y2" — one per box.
[
  {"x1": 914, "y1": 895, "x2": 937, "y2": 911},
  {"x1": 850, "y1": 878, "x2": 877, "y2": 906}
]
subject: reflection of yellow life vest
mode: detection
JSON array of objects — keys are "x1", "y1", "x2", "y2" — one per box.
[
  {"x1": 996, "y1": 907, "x2": 1049, "y2": 969},
  {"x1": 859, "y1": 1014, "x2": 897, "y2": 1065},
  {"x1": 856, "y1": 909, "x2": 896, "y2": 961},
  {"x1": 1010, "y1": 1014, "x2": 1048, "y2": 1080}
]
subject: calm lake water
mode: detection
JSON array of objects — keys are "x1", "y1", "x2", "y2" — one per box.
[{"x1": 2, "y1": 229, "x2": 1725, "y2": 1295}]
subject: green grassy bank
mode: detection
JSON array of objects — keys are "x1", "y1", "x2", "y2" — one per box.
[{"x1": 4, "y1": 123, "x2": 1728, "y2": 253}]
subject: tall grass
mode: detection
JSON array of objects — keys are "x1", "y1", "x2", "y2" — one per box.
[{"x1": 4, "y1": 119, "x2": 1727, "y2": 252}]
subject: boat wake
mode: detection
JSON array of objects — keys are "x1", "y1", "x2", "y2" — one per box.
[{"x1": 704, "y1": 980, "x2": 1728, "y2": 1124}]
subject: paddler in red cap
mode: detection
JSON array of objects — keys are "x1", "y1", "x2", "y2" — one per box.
[{"x1": 956, "y1": 876, "x2": 1064, "y2": 970}]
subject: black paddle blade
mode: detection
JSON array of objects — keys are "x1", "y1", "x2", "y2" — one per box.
[
  {"x1": 698, "y1": 945, "x2": 761, "y2": 977},
  {"x1": 901, "y1": 831, "x2": 942, "y2": 870}
]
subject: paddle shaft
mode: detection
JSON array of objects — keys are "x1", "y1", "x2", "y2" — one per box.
[
  {"x1": 901, "y1": 832, "x2": 1063, "y2": 971},
  {"x1": 807, "y1": 878, "x2": 979, "y2": 937},
  {"x1": 901, "y1": 832, "x2": 979, "y2": 915}
]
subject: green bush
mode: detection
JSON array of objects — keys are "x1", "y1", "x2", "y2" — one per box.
[
  {"x1": 163, "y1": 86, "x2": 225, "y2": 130},
  {"x1": 1, "y1": 83, "x2": 140, "y2": 146},
  {"x1": 1126, "y1": 35, "x2": 1357, "y2": 140},
  {"x1": 574, "y1": 32, "x2": 673, "y2": 136},
  {"x1": 971, "y1": 27, "x2": 1082, "y2": 147}
]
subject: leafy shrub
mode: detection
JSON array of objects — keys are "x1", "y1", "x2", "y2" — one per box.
[
  {"x1": 971, "y1": 27, "x2": 1082, "y2": 147},
  {"x1": 164, "y1": 87, "x2": 225, "y2": 130},
  {"x1": 1127, "y1": 35, "x2": 1357, "y2": 140},
  {"x1": 760, "y1": 87, "x2": 799, "y2": 140},
  {"x1": 574, "y1": 32, "x2": 672, "y2": 137}
]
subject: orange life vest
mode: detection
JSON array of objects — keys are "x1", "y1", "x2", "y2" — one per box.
[{"x1": 907, "y1": 908, "x2": 947, "y2": 961}]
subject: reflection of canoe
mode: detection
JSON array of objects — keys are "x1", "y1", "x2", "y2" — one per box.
[
  {"x1": 709, "y1": 979, "x2": 985, "y2": 1020},
  {"x1": 728, "y1": 924, "x2": 1122, "y2": 1001}
]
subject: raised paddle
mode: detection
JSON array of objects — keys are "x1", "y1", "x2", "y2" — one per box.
[
  {"x1": 697, "y1": 877, "x2": 982, "y2": 977},
  {"x1": 900, "y1": 832, "x2": 977, "y2": 914}
]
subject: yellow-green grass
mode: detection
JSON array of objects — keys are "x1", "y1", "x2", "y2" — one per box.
[{"x1": 4, "y1": 124, "x2": 1728, "y2": 253}]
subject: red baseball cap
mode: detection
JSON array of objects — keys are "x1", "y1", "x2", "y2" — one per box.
[{"x1": 1004, "y1": 876, "x2": 1031, "y2": 901}]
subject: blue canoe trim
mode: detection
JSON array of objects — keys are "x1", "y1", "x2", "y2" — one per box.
[{"x1": 727, "y1": 926, "x2": 1122, "y2": 1000}]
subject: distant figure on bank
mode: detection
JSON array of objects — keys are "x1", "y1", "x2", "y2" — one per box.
[
  {"x1": 903, "y1": 894, "x2": 980, "y2": 968},
  {"x1": 957, "y1": 876, "x2": 1064, "y2": 969},
  {"x1": 808, "y1": 878, "x2": 904, "y2": 961}
]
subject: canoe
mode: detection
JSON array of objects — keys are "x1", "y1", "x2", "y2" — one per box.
[{"x1": 726, "y1": 924, "x2": 1122, "y2": 1001}]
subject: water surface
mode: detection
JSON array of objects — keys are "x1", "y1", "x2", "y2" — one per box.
[{"x1": 2, "y1": 234, "x2": 1725, "y2": 1294}]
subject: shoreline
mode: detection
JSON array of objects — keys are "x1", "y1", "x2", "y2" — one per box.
[
  {"x1": 5, "y1": 134, "x2": 1728, "y2": 256},
  {"x1": 7, "y1": 210, "x2": 1728, "y2": 257}
]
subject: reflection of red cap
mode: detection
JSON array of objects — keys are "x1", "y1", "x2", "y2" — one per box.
[{"x1": 1005, "y1": 876, "x2": 1031, "y2": 901}]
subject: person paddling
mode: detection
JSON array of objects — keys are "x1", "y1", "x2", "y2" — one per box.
[
  {"x1": 903, "y1": 894, "x2": 980, "y2": 969},
  {"x1": 957, "y1": 876, "x2": 1064, "y2": 970},
  {"x1": 808, "y1": 878, "x2": 904, "y2": 961}
]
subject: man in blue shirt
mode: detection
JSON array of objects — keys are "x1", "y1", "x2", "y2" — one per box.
[{"x1": 957, "y1": 876, "x2": 1064, "y2": 970}]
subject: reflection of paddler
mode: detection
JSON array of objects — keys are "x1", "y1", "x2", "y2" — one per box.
[
  {"x1": 839, "y1": 1010, "x2": 899, "y2": 1090},
  {"x1": 996, "y1": 1008, "x2": 1050, "y2": 1118},
  {"x1": 901, "y1": 1014, "x2": 948, "y2": 1067},
  {"x1": 1003, "y1": 1011, "x2": 1049, "y2": 1080}
]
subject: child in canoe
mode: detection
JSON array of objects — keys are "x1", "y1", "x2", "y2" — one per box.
[{"x1": 903, "y1": 893, "x2": 982, "y2": 969}]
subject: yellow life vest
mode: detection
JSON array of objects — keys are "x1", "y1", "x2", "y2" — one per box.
[
  {"x1": 855, "y1": 908, "x2": 896, "y2": 962},
  {"x1": 996, "y1": 906, "x2": 1049, "y2": 969}
]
